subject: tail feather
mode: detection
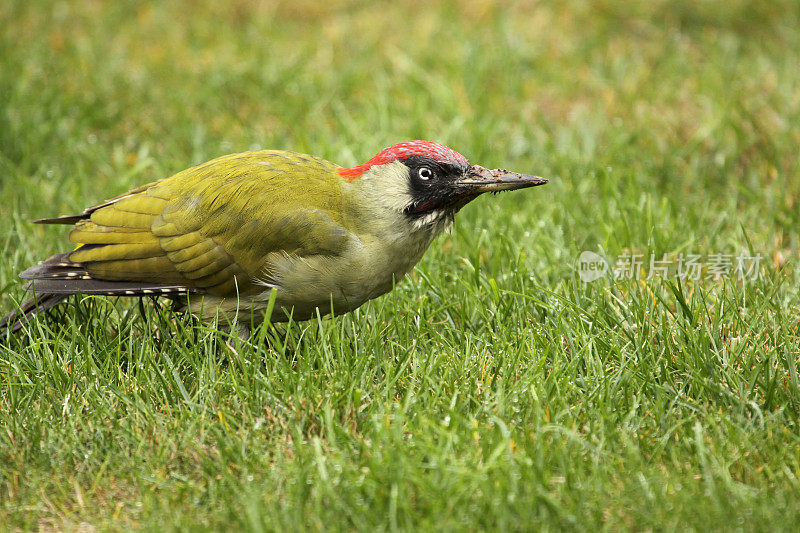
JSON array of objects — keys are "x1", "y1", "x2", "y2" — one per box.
[
  {"x1": 19, "y1": 252, "x2": 87, "y2": 280},
  {"x1": 18, "y1": 252, "x2": 198, "y2": 296},
  {"x1": 2, "y1": 252, "x2": 200, "y2": 334}
]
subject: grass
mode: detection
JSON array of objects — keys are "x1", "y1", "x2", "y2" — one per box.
[{"x1": 2, "y1": 0, "x2": 800, "y2": 530}]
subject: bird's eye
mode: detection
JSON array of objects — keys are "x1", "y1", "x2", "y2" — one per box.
[{"x1": 418, "y1": 167, "x2": 433, "y2": 180}]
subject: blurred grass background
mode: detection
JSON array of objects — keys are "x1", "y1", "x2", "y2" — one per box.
[{"x1": 1, "y1": 0, "x2": 800, "y2": 530}]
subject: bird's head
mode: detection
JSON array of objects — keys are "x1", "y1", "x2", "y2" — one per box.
[{"x1": 339, "y1": 141, "x2": 548, "y2": 229}]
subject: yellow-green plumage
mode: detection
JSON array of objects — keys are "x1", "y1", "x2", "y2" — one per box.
[{"x1": 67, "y1": 150, "x2": 355, "y2": 307}]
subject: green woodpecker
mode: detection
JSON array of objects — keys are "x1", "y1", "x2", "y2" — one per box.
[{"x1": 1, "y1": 141, "x2": 547, "y2": 333}]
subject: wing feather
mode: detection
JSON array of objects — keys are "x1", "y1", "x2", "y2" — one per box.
[
  {"x1": 90, "y1": 209, "x2": 155, "y2": 230},
  {"x1": 70, "y1": 242, "x2": 165, "y2": 261}
]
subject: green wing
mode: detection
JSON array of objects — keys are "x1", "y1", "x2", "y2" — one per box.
[{"x1": 59, "y1": 150, "x2": 352, "y2": 297}]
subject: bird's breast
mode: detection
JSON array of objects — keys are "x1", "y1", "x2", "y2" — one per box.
[{"x1": 262, "y1": 218, "x2": 445, "y2": 320}]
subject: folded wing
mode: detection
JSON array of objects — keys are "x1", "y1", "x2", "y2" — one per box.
[{"x1": 21, "y1": 150, "x2": 353, "y2": 299}]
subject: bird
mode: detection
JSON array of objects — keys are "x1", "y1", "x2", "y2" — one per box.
[{"x1": 1, "y1": 140, "x2": 548, "y2": 335}]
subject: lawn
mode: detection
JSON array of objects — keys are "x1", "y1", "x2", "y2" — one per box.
[{"x1": 2, "y1": 0, "x2": 800, "y2": 530}]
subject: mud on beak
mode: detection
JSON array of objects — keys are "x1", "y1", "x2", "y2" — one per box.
[{"x1": 457, "y1": 165, "x2": 549, "y2": 193}]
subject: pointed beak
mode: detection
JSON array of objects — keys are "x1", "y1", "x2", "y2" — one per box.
[{"x1": 456, "y1": 165, "x2": 549, "y2": 193}]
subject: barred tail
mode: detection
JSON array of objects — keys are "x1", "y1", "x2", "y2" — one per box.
[{"x1": 2, "y1": 252, "x2": 198, "y2": 334}]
